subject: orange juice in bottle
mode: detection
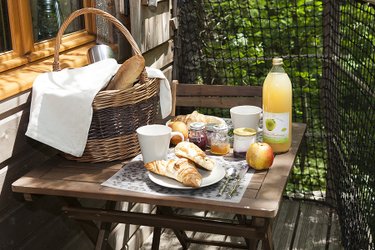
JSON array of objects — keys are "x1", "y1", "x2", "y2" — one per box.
[{"x1": 262, "y1": 57, "x2": 292, "y2": 153}]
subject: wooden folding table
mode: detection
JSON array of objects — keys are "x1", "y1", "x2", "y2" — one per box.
[{"x1": 12, "y1": 123, "x2": 306, "y2": 250}]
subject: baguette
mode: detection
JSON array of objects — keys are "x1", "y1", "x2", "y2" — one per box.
[
  {"x1": 175, "y1": 141, "x2": 215, "y2": 171},
  {"x1": 144, "y1": 158, "x2": 202, "y2": 188},
  {"x1": 106, "y1": 55, "x2": 145, "y2": 90}
]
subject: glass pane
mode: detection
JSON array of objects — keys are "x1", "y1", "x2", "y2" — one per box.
[
  {"x1": 30, "y1": 0, "x2": 84, "y2": 42},
  {"x1": 0, "y1": 0, "x2": 12, "y2": 52}
]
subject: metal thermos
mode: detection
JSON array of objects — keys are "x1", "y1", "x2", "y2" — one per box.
[{"x1": 87, "y1": 44, "x2": 115, "y2": 64}]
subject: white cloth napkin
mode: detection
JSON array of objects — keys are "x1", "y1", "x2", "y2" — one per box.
[
  {"x1": 26, "y1": 60, "x2": 172, "y2": 157},
  {"x1": 26, "y1": 59, "x2": 119, "y2": 157},
  {"x1": 145, "y1": 67, "x2": 172, "y2": 119}
]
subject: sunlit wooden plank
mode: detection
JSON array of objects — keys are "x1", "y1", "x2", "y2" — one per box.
[
  {"x1": 7, "y1": 0, "x2": 22, "y2": 55},
  {"x1": 17, "y1": 0, "x2": 34, "y2": 54},
  {"x1": 0, "y1": 42, "x2": 95, "y2": 101}
]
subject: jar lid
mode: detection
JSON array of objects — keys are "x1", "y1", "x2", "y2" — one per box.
[
  {"x1": 189, "y1": 122, "x2": 205, "y2": 130},
  {"x1": 205, "y1": 123, "x2": 217, "y2": 132},
  {"x1": 213, "y1": 124, "x2": 228, "y2": 131},
  {"x1": 233, "y1": 127, "x2": 256, "y2": 136}
]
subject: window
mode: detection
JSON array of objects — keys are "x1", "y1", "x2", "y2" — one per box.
[
  {"x1": 0, "y1": 0, "x2": 95, "y2": 73},
  {"x1": 30, "y1": 0, "x2": 84, "y2": 42},
  {"x1": 0, "y1": 0, "x2": 11, "y2": 52}
]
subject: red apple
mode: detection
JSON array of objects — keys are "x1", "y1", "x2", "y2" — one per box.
[{"x1": 246, "y1": 142, "x2": 274, "y2": 170}]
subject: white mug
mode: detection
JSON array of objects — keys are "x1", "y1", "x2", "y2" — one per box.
[
  {"x1": 136, "y1": 124, "x2": 184, "y2": 164},
  {"x1": 230, "y1": 105, "x2": 262, "y2": 131}
]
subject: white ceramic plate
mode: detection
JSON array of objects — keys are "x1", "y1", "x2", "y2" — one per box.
[{"x1": 148, "y1": 162, "x2": 226, "y2": 189}]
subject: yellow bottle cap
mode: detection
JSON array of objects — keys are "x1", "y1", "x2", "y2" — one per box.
[{"x1": 272, "y1": 57, "x2": 283, "y2": 65}]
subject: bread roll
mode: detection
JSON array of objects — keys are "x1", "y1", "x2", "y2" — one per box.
[
  {"x1": 175, "y1": 141, "x2": 215, "y2": 171},
  {"x1": 106, "y1": 55, "x2": 145, "y2": 90},
  {"x1": 145, "y1": 158, "x2": 202, "y2": 188},
  {"x1": 172, "y1": 111, "x2": 223, "y2": 127}
]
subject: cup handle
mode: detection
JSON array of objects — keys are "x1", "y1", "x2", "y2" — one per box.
[{"x1": 171, "y1": 131, "x2": 185, "y2": 142}]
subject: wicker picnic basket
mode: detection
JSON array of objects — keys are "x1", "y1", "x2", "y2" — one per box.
[{"x1": 53, "y1": 8, "x2": 160, "y2": 162}]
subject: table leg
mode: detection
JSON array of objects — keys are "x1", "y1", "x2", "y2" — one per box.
[
  {"x1": 235, "y1": 215, "x2": 258, "y2": 250},
  {"x1": 62, "y1": 197, "x2": 99, "y2": 245},
  {"x1": 151, "y1": 226, "x2": 162, "y2": 250},
  {"x1": 153, "y1": 206, "x2": 190, "y2": 249},
  {"x1": 250, "y1": 217, "x2": 273, "y2": 250},
  {"x1": 95, "y1": 201, "x2": 117, "y2": 250},
  {"x1": 262, "y1": 219, "x2": 274, "y2": 250},
  {"x1": 151, "y1": 206, "x2": 163, "y2": 250},
  {"x1": 96, "y1": 228, "x2": 112, "y2": 250}
]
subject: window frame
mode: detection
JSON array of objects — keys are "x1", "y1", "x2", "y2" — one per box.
[{"x1": 0, "y1": 0, "x2": 96, "y2": 73}]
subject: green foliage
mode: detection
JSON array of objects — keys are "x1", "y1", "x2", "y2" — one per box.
[
  {"x1": 195, "y1": 0, "x2": 327, "y2": 196},
  {"x1": 179, "y1": 0, "x2": 375, "y2": 246},
  {"x1": 180, "y1": 2, "x2": 375, "y2": 217}
]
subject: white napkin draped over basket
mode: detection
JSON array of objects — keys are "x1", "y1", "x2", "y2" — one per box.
[{"x1": 26, "y1": 59, "x2": 172, "y2": 157}]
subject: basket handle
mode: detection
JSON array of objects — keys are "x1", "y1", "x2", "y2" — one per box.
[{"x1": 53, "y1": 8, "x2": 142, "y2": 71}]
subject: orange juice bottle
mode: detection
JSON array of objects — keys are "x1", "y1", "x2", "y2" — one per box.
[{"x1": 262, "y1": 58, "x2": 292, "y2": 153}]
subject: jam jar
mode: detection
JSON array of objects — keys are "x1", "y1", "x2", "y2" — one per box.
[
  {"x1": 210, "y1": 124, "x2": 230, "y2": 155},
  {"x1": 205, "y1": 123, "x2": 216, "y2": 148},
  {"x1": 233, "y1": 127, "x2": 257, "y2": 158},
  {"x1": 188, "y1": 122, "x2": 207, "y2": 150}
]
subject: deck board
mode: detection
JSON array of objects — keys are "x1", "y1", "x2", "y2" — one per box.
[
  {"x1": 292, "y1": 202, "x2": 331, "y2": 249},
  {"x1": 272, "y1": 199, "x2": 300, "y2": 249},
  {"x1": 328, "y1": 212, "x2": 344, "y2": 250},
  {"x1": 141, "y1": 199, "x2": 343, "y2": 249}
]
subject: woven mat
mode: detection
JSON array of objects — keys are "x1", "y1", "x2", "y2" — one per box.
[{"x1": 102, "y1": 150, "x2": 254, "y2": 203}]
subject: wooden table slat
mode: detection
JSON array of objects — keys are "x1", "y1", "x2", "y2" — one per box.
[{"x1": 255, "y1": 123, "x2": 306, "y2": 206}]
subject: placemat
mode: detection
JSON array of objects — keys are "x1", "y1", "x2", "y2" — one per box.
[{"x1": 102, "y1": 150, "x2": 254, "y2": 203}]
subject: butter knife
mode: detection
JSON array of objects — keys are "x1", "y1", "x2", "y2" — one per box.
[{"x1": 228, "y1": 164, "x2": 249, "y2": 197}]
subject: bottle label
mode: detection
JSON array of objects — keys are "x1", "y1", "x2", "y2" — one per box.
[{"x1": 263, "y1": 112, "x2": 289, "y2": 143}]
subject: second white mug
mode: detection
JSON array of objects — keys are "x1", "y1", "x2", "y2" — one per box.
[
  {"x1": 230, "y1": 105, "x2": 262, "y2": 130},
  {"x1": 136, "y1": 124, "x2": 184, "y2": 164}
]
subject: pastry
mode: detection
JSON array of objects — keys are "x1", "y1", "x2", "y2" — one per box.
[
  {"x1": 174, "y1": 141, "x2": 215, "y2": 171},
  {"x1": 144, "y1": 158, "x2": 202, "y2": 188},
  {"x1": 106, "y1": 55, "x2": 145, "y2": 90},
  {"x1": 172, "y1": 111, "x2": 223, "y2": 127}
]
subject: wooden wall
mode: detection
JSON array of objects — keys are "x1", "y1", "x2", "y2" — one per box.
[
  {"x1": 0, "y1": 90, "x2": 83, "y2": 249},
  {"x1": 0, "y1": 0, "x2": 176, "y2": 249},
  {"x1": 134, "y1": 0, "x2": 175, "y2": 83}
]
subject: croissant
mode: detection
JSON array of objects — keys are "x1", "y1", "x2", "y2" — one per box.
[
  {"x1": 174, "y1": 141, "x2": 215, "y2": 171},
  {"x1": 144, "y1": 158, "x2": 202, "y2": 188}
]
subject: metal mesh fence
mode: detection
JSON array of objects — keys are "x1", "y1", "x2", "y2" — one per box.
[
  {"x1": 322, "y1": 1, "x2": 375, "y2": 249},
  {"x1": 176, "y1": 0, "x2": 326, "y2": 199},
  {"x1": 175, "y1": 0, "x2": 374, "y2": 248}
]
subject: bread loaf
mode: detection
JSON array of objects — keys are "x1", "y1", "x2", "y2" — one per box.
[
  {"x1": 144, "y1": 158, "x2": 202, "y2": 188},
  {"x1": 106, "y1": 55, "x2": 145, "y2": 90}
]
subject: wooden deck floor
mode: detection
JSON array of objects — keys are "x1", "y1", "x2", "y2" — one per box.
[{"x1": 140, "y1": 199, "x2": 343, "y2": 250}]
